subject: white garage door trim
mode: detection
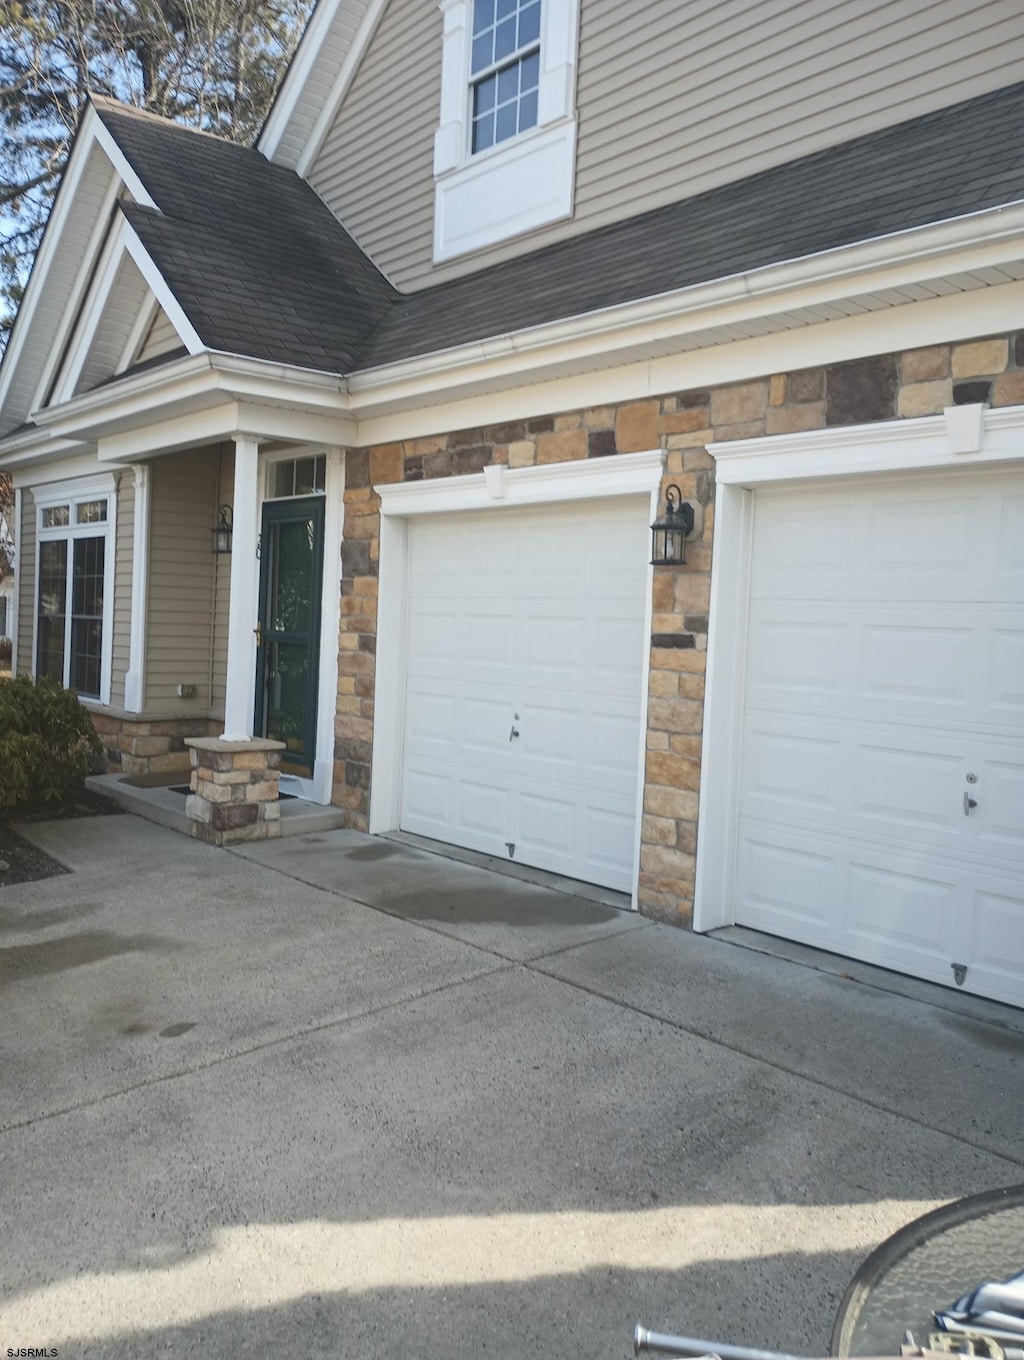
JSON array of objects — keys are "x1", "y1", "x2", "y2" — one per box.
[
  {"x1": 696, "y1": 402, "x2": 1024, "y2": 938},
  {"x1": 371, "y1": 450, "x2": 663, "y2": 908}
]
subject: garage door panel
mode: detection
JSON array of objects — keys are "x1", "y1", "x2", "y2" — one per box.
[
  {"x1": 401, "y1": 497, "x2": 648, "y2": 890},
  {"x1": 858, "y1": 624, "x2": 973, "y2": 706},
  {"x1": 736, "y1": 834, "x2": 838, "y2": 938},
  {"x1": 844, "y1": 861, "x2": 958, "y2": 962},
  {"x1": 736, "y1": 469, "x2": 1024, "y2": 1007},
  {"x1": 970, "y1": 880, "x2": 1024, "y2": 1007}
]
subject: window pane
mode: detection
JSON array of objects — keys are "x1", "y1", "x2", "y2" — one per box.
[
  {"x1": 472, "y1": 0, "x2": 494, "y2": 33},
  {"x1": 521, "y1": 48, "x2": 540, "y2": 90},
  {"x1": 495, "y1": 100, "x2": 518, "y2": 143},
  {"x1": 496, "y1": 0, "x2": 517, "y2": 17},
  {"x1": 496, "y1": 63, "x2": 519, "y2": 104},
  {"x1": 0, "y1": 596, "x2": 7, "y2": 638},
  {"x1": 71, "y1": 619, "x2": 102, "y2": 697},
  {"x1": 42, "y1": 506, "x2": 70, "y2": 528},
  {"x1": 293, "y1": 458, "x2": 315, "y2": 496},
  {"x1": 70, "y1": 537, "x2": 104, "y2": 697},
  {"x1": 37, "y1": 539, "x2": 68, "y2": 683},
  {"x1": 471, "y1": 30, "x2": 492, "y2": 73},
  {"x1": 518, "y1": 87, "x2": 538, "y2": 132},
  {"x1": 472, "y1": 109, "x2": 495, "y2": 152},
  {"x1": 76, "y1": 499, "x2": 107, "y2": 524},
  {"x1": 518, "y1": 0, "x2": 540, "y2": 46},
  {"x1": 313, "y1": 456, "x2": 326, "y2": 492},
  {"x1": 474, "y1": 71, "x2": 496, "y2": 113},
  {"x1": 273, "y1": 462, "x2": 295, "y2": 498},
  {"x1": 494, "y1": 15, "x2": 516, "y2": 59}
]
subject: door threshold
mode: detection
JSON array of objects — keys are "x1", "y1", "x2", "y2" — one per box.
[
  {"x1": 383, "y1": 831, "x2": 632, "y2": 911},
  {"x1": 713, "y1": 926, "x2": 1024, "y2": 1032}
]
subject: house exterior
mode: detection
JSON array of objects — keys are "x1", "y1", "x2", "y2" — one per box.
[{"x1": 1, "y1": 0, "x2": 1022, "y2": 1007}]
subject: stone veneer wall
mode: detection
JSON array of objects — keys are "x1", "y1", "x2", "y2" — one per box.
[
  {"x1": 335, "y1": 332, "x2": 1024, "y2": 924},
  {"x1": 90, "y1": 713, "x2": 221, "y2": 776}
]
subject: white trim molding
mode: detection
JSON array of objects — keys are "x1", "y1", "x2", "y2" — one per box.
[
  {"x1": 433, "y1": 0, "x2": 581, "y2": 261},
  {"x1": 10, "y1": 488, "x2": 22, "y2": 675},
  {"x1": 314, "y1": 447, "x2": 347, "y2": 804},
  {"x1": 124, "y1": 463, "x2": 151, "y2": 712},
  {"x1": 694, "y1": 403, "x2": 1024, "y2": 936},
  {"x1": 371, "y1": 450, "x2": 663, "y2": 908},
  {"x1": 221, "y1": 434, "x2": 261, "y2": 740}
]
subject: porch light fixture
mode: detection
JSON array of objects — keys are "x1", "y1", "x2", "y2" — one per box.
[
  {"x1": 212, "y1": 505, "x2": 233, "y2": 555},
  {"x1": 650, "y1": 484, "x2": 695, "y2": 565}
]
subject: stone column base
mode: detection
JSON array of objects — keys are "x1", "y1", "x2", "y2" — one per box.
[{"x1": 183, "y1": 737, "x2": 287, "y2": 845}]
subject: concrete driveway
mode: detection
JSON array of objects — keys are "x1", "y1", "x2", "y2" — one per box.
[{"x1": 0, "y1": 816, "x2": 1021, "y2": 1360}]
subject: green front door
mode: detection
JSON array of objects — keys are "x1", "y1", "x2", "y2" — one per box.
[{"x1": 255, "y1": 497, "x2": 325, "y2": 777}]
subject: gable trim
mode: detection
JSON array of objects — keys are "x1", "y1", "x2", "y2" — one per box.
[
  {"x1": 294, "y1": 0, "x2": 390, "y2": 178},
  {"x1": 47, "y1": 212, "x2": 202, "y2": 409}
]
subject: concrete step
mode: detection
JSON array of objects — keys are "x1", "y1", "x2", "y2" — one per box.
[{"x1": 85, "y1": 774, "x2": 348, "y2": 839}]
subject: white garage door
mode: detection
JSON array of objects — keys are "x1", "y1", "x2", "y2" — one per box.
[
  {"x1": 735, "y1": 468, "x2": 1024, "y2": 1007},
  {"x1": 400, "y1": 496, "x2": 650, "y2": 891}
]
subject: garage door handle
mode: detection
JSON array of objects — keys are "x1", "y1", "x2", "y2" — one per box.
[{"x1": 963, "y1": 792, "x2": 978, "y2": 816}]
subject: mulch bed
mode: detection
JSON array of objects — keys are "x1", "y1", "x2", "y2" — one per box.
[{"x1": 0, "y1": 786, "x2": 124, "y2": 889}]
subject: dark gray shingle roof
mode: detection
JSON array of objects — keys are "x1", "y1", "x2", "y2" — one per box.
[
  {"x1": 97, "y1": 80, "x2": 1024, "y2": 376},
  {"x1": 95, "y1": 100, "x2": 397, "y2": 371}
]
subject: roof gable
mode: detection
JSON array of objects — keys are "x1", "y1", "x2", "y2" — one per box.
[{"x1": 258, "y1": 0, "x2": 389, "y2": 175}]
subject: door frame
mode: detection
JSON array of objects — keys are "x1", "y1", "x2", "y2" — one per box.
[
  {"x1": 695, "y1": 403, "x2": 1024, "y2": 934},
  {"x1": 371, "y1": 451, "x2": 664, "y2": 909},
  {"x1": 256, "y1": 446, "x2": 345, "y2": 804},
  {"x1": 254, "y1": 494, "x2": 326, "y2": 778}
]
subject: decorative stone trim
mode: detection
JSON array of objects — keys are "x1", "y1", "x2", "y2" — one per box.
[
  {"x1": 89, "y1": 713, "x2": 220, "y2": 776},
  {"x1": 183, "y1": 737, "x2": 285, "y2": 846}
]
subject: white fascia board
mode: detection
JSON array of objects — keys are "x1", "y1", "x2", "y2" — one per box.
[
  {"x1": 97, "y1": 401, "x2": 355, "y2": 461},
  {"x1": 50, "y1": 212, "x2": 137, "y2": 406},
  {"x1": 31, "y1": 351, "x2": 349, "y2": 445},
  {"x1": 0, "y1": 106, "x2": 114, "y2": 419},
  {"x1": 89, "y1": 108, "x2": 158, "y2": 210},
  {"x1": 348, "y1": 202, "x2": 1024, "y2": 408},
  {"x1": 258, "y1": 0, "x2": 345, "y2": 160},
  {"x1": 121, "y1": 219, "x2": 205, "y2": 355},
  {"x1": 295, "y1": 0, "x2": 390, "y2": 178}
]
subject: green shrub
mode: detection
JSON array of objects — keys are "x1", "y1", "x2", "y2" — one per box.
[{"x1": 0, "y1": 676, "x2": 102, "y2": 812}]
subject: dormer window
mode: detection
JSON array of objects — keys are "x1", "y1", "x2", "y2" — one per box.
[
  {"x1": 470, "y1": 0, "x2": 541, "y2": 153},
  {"x1": 434, "y1": 0, "x2": 581, "y2": 262}
]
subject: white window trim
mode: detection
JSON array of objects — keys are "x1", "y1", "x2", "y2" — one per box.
[
  {"x1": 32, "y1": 472, "x2": 117, "y2": 706},
  {"x1": 433, "y1": 0, "x2": 580, "y2": 262},
  {"x1": 371, "y1": 450, "x2": 662, "y2": 909},
  {"x1": 694, "y1": 403, "x2": 1024, "y2": 936}
]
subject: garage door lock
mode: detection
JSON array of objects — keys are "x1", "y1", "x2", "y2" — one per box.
[{"x1": 951, "y1": 962, "x2": 967, "y2": 986}]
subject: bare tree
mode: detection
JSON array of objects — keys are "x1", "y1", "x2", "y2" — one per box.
[{"x1": 0, "y1": 0, "x2": 313, "y2": 345}]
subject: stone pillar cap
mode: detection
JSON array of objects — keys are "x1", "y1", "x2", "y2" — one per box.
[{"x1": 184, "y1": 737, "x2": 287, "y2": 753}]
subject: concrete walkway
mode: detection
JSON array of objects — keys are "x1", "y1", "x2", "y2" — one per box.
[{"x1": 0, "y1": 817, "x2": 1021, "y2": 1360}]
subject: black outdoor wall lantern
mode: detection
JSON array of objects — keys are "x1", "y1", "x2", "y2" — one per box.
[
  {"x1": 212, "y1": 504, "x2": 233, "y2": 554},
  {"x1": 650, "y1": 484, "x2": 695, "y2": 565}
]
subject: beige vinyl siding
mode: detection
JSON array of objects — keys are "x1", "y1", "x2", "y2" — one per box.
[
  {"x1": 310, "y1": 0, "x2": 1024, "y2": 291},
  {"x1": 75, "y1": 255, "x2": 150, "y2": 395},
  {"x1": 210, "y1": 444, "x2": 234, "y2": 719},
  {"x1": 308, "y1": 0, "x2": 439, "y2": 284},
  {"x1": 145, "y1": 448, "x2": 218, "y2": 710},
  {"x1": 134, "y1": 306, "x2": 182, "y2": 366},
  {"x1": 109, "y1": 471, "x2": 133, "y2": 707},
  {"x1": 17, "y1": 490, "x2": 35, "y2": 677}
]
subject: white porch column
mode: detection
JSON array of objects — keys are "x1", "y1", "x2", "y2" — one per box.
[
  {"x1": 9, "y1": 488, "x2": 21, "y2": 676},
  {"x1": 222, "y1": 433, "x2": 261, "y2": 741},
  {"x1": 124, "y1": 463, "x2": 150, "y2": 712}
]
